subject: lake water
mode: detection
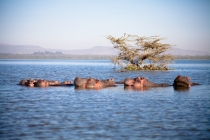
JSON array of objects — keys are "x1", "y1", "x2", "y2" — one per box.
[{"x1": 0, "y1": 59, "x2": 210, "y2": 139}]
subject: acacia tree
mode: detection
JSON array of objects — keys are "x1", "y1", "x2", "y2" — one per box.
[{"x1": 107, "y1": 33, "x2": 174, "y2": 70}]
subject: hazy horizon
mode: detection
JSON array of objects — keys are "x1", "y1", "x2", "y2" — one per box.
[{"x1": 0, "y1": 0, "x2": 210, "y2": 52}]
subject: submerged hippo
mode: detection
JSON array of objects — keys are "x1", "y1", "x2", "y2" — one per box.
[
  {"x1": 19, "y1": 79, "x2": 38, "y2": 87},
  {"x1": 19, "y1": 79, "x2": 73, "y2": 87},
  {"x1": 25, "y1": 80, "x2": 35, "y2": 87},
  {"x1": 124, "y1": 78, "x2": 135, "y2": 86},
  {"x1": 19, "y1": 79, "x2": 28, "y2": 86},
  {"x1": 74, "y1": 77, "x2": 116, "y2": 89},
  {"x1": 124, "y1": 76, "x2": 170, "y2": 87},
  {"x1": 173, "y1": 75, "x2": 200, "y2": 87},
  {"x1": 35, "y1": 80, "x2": 49, "y2": 87},
  {"x1": 91, "y1": 78, "x2": 116, "y2": 89},
  {"x1": 74, "y1": 77, "x2": 89, "y2": 88},
  {"x1": 48, "y1": 80, "x2": 59, "y2": 86}
]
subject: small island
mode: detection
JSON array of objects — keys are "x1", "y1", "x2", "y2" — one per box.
[{"x1": 107, "y1": 33, "x2": 174, "y2": 70}]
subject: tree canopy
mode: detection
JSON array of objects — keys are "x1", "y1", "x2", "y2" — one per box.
[{"x1": 107, "y1": 33, "x2": 174, "y2": 70}]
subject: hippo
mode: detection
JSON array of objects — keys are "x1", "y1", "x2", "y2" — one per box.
[
  {"x1": 37, "y1": 80, "x2": 73, "y2": 87},
  {"x1": 74, "y1": 77, "x2": 89, "y2": 88},
  {"x1": 35, "y1": 80, "x2": 49, "y2": 87},
  {"x1": 25, "y1": 80, "x2": 35, "y2": 87},
  {"x1": 124, "y1": 78, "x2": 135, "y2": 86},
  {"x1": 19, "y1": 79, "x2": 38, "y2": 87},
  {"x1": 101, "y1": 78, "x2": 116, "y2": 86},
  {"x1": 173, "y1": 75, "x2": 200, "y2": 87},
  {"x1": 19, "y1": 78, "x2": 74, "y2": 87},
  {"x1": 19, "y1": 79, "x2": 28, "y2": 86},
  {"x1": 74, "y1": 77, "x2": 100, "y2": 88},
  {"x1": 74, "y1": 77, "x2": 116, "y2": 89},
  {"x1": 60, "y1": 81, "x2": 72, "y2": 85},
  {"x1": 92, "y1": 78, "x2": 116, "y2": 89},
  {"x1": 48, "y1": 80, "x2": 59, "y2": 86},
  {"x1": 86, "y1": 78, "x2": 98, "y2": 89},
  {"x1": 138, "y1": 77, "x2": 170, "y2": 87},
  {"x1": 124, "y1": 76, "x2": 170, "y2": 87}
]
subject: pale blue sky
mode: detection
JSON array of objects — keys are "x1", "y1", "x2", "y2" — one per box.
[{"x1": 0, "y1": 0, "x2": 210, "y2": 51}]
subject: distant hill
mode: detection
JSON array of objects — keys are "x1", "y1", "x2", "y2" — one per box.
[
  {"x1": 0, "y1": 43, "x2": 209, "y2": 56},
  {"x1": 165, "y1": 48, "x2": 210, "y2": 55},
  {"x1": 0, "y1": 44, "x2": 45, "y2": 54},
  {"x1": 65, "y1": 46, "x2": 118, "y2": 55}
]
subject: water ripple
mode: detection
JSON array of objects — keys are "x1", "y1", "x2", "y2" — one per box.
[{"x1": 0, "y1": 60, "x2": 210, "y2": 139}]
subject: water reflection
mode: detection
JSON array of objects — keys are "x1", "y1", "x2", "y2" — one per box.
[
  {"x1": 124, "y1": 86, "x2": 150, "y2": 91},
  {"x1": 173, "y1": 86, "x2": 190, "y2": 92},
  {"x1": 75, "y1": 87, "x2": 101, "y2": 90}
]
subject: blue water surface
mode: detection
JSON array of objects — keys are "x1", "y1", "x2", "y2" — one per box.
[{"x1": 0, "y1": 59, "x2": 210, "y2": 139}]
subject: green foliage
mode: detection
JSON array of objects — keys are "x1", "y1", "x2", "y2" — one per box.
[
  {"x1": 125, "y1": 64, "x2": 139, "y2": 70},
  {"x1": 107, "y1": 33, "x2": 175, "y2": 70}
]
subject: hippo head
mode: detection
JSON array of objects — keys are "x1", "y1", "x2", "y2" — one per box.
[
  {"x1": 24, "y1": 80, "x2": 35, "y2": 87},
  {"x1": 124, "y1": 78, "x2": 135, "y2": 86},
  {"x1": 19, "y1": 79, "x2": 28, "y2": 85},
  {"x1": 28, "y1": 81, "x2": 34, "y2": 87},
  {"x1": 74, "y1": 77, "x2": 89, "y2": 87},
  {"x1": 134, "y1": 77, "x2": 145, "y2": 87},
  {"x1": 101, "y1": 78, "x2": 116, "y2": 87},
  {"x1": 173, "y1": 75, "x2": 191, "y2": 87},
  {"x1": 86, "y1": 78, "x2": 98, "y2": 88},
  {"x1": 86, "y1": 78, "x2": 115, "y2": 89},
  {"x1": 141, "y1": 77, "x2": 152, "y2": 87},
  {"x1": 36, "y1": 80, "x2": 49, "y2": 87},
  {"x1": 93, "y1": 79, "x2": 102, "y2": 89}
]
